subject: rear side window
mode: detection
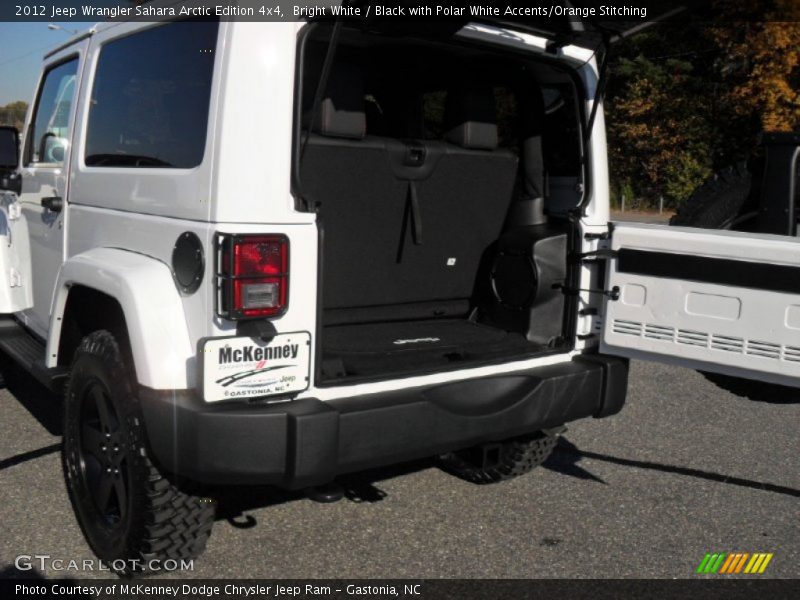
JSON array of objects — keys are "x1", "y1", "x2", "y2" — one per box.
[
  {"x1": 420, "y1": 86, "x2": 519, "y2": 151},
  {"x1": 541, "y1": 85, "x2": 582, "y2": 176},
  {"x1": 85, "y1": 21, "x2": 218, "y2": 169},
  {"x1": 422, "y1": 90, "x2": 447, "y2": 140}
]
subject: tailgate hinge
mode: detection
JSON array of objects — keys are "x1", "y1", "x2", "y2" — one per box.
[
  {"x1": 570, "y1": 248, "x2": 619, "y2": 264},
  {"x1": 557, "y1": 283, "x2": 620, "y2": 301}
]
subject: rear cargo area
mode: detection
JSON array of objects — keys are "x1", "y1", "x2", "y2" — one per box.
[{"x1": 296, "y1": 25, "x2": 586, "y2": 383}]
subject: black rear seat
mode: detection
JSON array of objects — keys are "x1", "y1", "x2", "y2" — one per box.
[
  {"x1": 300, "y1": 64, "x2": 404, "y2": 310},
  {"x1": 300, "y1": 67, "x2": 518, "y2": 322},
  {"x1": 409, "y1": 85, "x2": 518, "y2": 300}
]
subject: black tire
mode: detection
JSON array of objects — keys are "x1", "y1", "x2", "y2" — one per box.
[
  {"x1": 438, "y1": 431, "x2": 558, "y2": 484},
  {"x1": 670, "y1": 163, "x2": 795, "y2": 403},
  {"x1": 62, "y1": 330, "x2": 215, "y2": 574},
  {"x1": 690, "y1": 372, "x2": 797, "y2": 403},
  {"x1": 670, "y1": 162, "x2": 758, "y2": 230}
]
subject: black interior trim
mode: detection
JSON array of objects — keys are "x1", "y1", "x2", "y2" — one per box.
[
  {"x1": 291, "y1": 22, "x2": 591, "y2": 212},
  {"x1": 617, "y1": 248, "x2": 800, "y2": 295},
  {"x1": 292, "y1": 23, "x2": 584, "y2": 386}
]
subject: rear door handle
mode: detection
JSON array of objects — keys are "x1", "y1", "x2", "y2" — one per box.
[{"x1": 41, "y1": 196, "x2": 63, "y2": 212}]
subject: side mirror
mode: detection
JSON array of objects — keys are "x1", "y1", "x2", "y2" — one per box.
[{"x1": 0, "y1": 126, "x2": 21, "y2": 195}]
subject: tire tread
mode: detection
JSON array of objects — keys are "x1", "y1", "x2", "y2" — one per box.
[{"x1": 63, "y1": 330, "x2": 215, "y2": 573}]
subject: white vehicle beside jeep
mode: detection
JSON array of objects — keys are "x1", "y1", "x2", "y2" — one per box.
[{"x1": 0, "y1": 7, "x2": 797, "y2": 572}]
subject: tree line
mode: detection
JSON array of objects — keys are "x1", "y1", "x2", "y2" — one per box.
[
  {"x1": 0, "y1": 101, "x2": 27, "y2": 130},
  {"x1": 605, "y1": 0, "x2": 799, "y2": 209},
  {"x1": 2, "y1": 1, "x2": 797, "y2": 211}
]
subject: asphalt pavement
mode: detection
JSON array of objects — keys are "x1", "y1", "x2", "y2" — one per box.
[{"x1": 0, "y1": 358, "x2": 797, "y2": 580}]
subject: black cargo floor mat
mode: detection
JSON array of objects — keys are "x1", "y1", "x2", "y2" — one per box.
[{"x1": 322, "y1": 319, "x2": 537, "y2": 380}]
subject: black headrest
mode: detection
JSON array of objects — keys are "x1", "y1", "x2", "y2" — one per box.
[
  {"x1": 311, "y1": 63, "x2": 366, "y2": 140},
  {"x1": 443, "y1": 86, "x2": 498, "y2": 150}
]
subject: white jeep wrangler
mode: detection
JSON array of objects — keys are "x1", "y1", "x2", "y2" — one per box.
[{"x1": 0, "y1": 10, "x2": 797, "y2": 571}]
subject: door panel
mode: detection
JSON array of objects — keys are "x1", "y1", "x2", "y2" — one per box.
[
  {"x1": 601, "y1": 223, "x2": 800, "y2": 388},
  {"x1": 0, "y1": 192, "x2": 33, "y2": 313},
  {"x1": 18, "y1": 44, "x2": 86, "y2": 335}
]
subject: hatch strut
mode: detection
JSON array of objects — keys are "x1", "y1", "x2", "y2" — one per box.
[
  {"x1": 583, "y1": 33, "x2": 611, "y2": 149},
  {"x1": 296, "y1": 17, "x2": 346, "y2": 212},
  {"x1": 300, "y1": 18, "x2": 344, "y2": 162},
  {"x1": 581, "y1": 6, "x2": 688, "y2": 147}
]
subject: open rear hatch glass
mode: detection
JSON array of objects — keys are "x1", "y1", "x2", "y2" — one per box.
[{"x1": 336, "y1": 1, "x2": 691, "y2": 48}]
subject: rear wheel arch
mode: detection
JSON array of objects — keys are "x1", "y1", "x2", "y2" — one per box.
[
  {"x1": 57, "y1": 286, "x2": 134, "y2": 375},
  {"x1": 47, "y1": 248, "x2": 195, "y2": 390}
]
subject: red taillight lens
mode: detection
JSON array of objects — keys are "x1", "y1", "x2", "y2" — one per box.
[
  {"x1": 217, "y1": 235, "x2": 289, "y2": 319},
  {"x1": 232, "y1": 236, "x2": 287, "y2": 277}
]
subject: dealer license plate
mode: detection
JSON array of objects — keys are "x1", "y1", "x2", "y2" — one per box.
[{"x1": 201, "y1": 332, "x2": 311, "y2": 402}]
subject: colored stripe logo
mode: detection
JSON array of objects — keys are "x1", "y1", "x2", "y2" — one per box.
[{"x1": 696, "y1": 552, "x2": 773, "y2": 574}]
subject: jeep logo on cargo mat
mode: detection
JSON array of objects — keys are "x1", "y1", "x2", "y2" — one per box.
[
  {"x1": 393, "y1": 338, "x2": 442, "y2": 345},
  {"x1": 218, "y1": 343, "x2": 299, "y2": 364}
]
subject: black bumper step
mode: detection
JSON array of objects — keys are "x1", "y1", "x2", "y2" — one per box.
[
  {"x1": 0, "y1": 317, "x2": 68, "y2": 393},
  {"x1": 139, "y1": 354, "x2": 629, "y2": 488}
]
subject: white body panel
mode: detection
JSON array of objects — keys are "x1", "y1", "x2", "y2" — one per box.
[
  {"x1": 0, "y1": 193, "x2": 33, "y2": 312},
  {"x1": 212, "y1": 22, "x2": 309, "y2": 224},
  {"x1": 49, "y1": 247, "x2": 193, "y2": 389},
  {"x1": 61, "y1": 204, "x2": 320, "y2": 390},
  {"x1": 18, "y1": 40, "x2": 88, "y2": 336},
  {"x1": 601, "y1": 224, "x2": 800, "y2": 388}
]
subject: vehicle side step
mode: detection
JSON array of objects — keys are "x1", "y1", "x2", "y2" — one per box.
[{"x1": 0, "y1": 317, "x2": 68, "y2": 393}]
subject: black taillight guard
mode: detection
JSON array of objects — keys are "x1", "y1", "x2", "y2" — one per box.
[{"x1": 214, "y1": 233, "x2": 289, "y2": 320}]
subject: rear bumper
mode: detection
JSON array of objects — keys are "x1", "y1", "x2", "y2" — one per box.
[{"x1": 139, "y1": 354, "x2": 628, "y2": 487}]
